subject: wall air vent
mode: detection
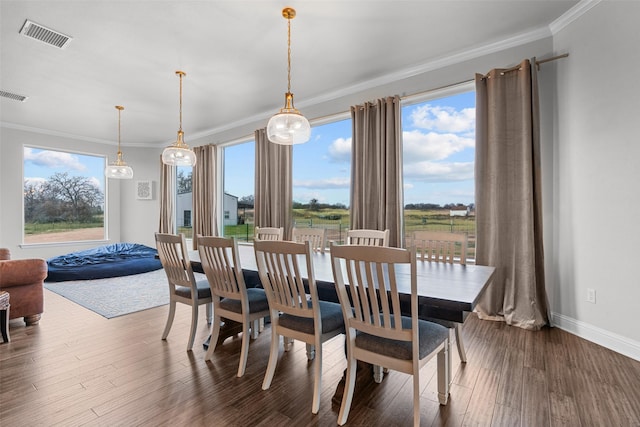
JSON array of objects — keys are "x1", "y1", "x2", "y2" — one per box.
[
  {"x1": 19, "y1": 20, "x2": 72, "y2": 49},
  {"x1": 0, "y1": 90, "x2": 28, "y2": 102}
]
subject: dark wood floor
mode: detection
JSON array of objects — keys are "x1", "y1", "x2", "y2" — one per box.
[{"x1": 1, "y1": 289, "x2": 639, "y2": 426}]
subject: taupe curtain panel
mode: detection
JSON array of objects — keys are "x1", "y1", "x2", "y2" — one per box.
[
  {"x1": 474, "y1": 58, "x2": 549, "y2": 330},
  {"x1": 158, "y1": 155, "x2": 175, "y2": 234},
  {"x1": 350, "y1": 95, "x2": 404, "y2": 248},
  {"x1": 192, "y1": 145, "x2": 219, "y2": 248},
  {"x1": 254, "y1": 128, "x2": 293, "y2": 239}
]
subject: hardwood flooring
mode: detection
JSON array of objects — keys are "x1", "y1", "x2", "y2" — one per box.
[{"x1": 1, "y1": 289, "x2": 639, "y2": 426}]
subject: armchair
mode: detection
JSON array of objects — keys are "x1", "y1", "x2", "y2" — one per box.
[{"x1": 0, "y1": 248, "x2": 47, "y2": 325}]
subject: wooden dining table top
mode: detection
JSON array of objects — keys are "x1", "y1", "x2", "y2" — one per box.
[{"x1": 191, "y1": 243, "x2": 495, "y2": 322}]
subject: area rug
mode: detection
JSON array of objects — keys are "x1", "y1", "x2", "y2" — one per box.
[{"x1": 44, "y1": 268, "x2": 172, "y2": 318}]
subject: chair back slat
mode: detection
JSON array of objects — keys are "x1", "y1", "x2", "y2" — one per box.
[
  {"x1": 411, "y1": 230, "x2": 467, "y2": 264},
  {"x1": 255, "y1": 226, "x2": 284, "y2": 241},
  {"x1": 255, "y1": 240, "x2": 315, "y2": 319},
  {"x1": 346, "y1": 229, "x2": 390, "y2": 247},
  {"x1": 292, "y1": 227, "x2": 327, "y2": 253},
  {"x1": 197, "y1": 235, "x2": 246, "y2": 300},
  {"x1": 331, "y1": 245, "x2": 414, "y2": 342},
  {"x1": 155, "y1": 233, "x2": 196, "y2": 290}
]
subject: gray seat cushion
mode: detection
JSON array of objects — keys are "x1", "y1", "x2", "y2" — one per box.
[
  {"x1": 279, "y1": 300, "x2": 344, "y2": 335},
  {"x1": 219, "y1": 288, "x2": 269, "y2": 314},
  {"x1": 355, "y1": 316, "x2": 448, "y2": 360},
  {"x1": 175, "y1": 279, "x2": 212, "y2": 299}
]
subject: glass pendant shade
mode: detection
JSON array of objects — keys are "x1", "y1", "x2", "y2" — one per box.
[
  {"x1": 162, "y1": 130, "x2": 197, "y2": 166},
  {"x1": 267, "y1": 92, "x2": 311, "y2": 145},
  {"x1": 105, "y1": 105, "x2": 134, "y2": 179},
  {"x1": 162, "y1": 71, "x2": 196, "y2": 166},
  {"x1": 268, "y1": 7, "x2": 310, "y2": 145}
]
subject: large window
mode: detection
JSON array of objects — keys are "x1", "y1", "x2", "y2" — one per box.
[
  {"x1": 402, "y1": 89, "x2": 476, "y2": 257},
  {"x1": 176, "y1": 166, "x2": 193, "y2": 238},
  {"x1": 223, "y1": 141, "x2": 255, "y2": 241},
  {"x1": 23, "y1": 146, "x2": 106, "y2": 244},
  {"x1": 293, "y1": 118, "x2": 351, "y2": 244}
]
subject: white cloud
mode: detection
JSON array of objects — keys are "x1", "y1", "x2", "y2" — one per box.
[
  {"x1": 403, "y1": 130, "x2": 474, "y2": 163},
  {"x1": 410, "y1": 104, "x2": 475, "y2": 133},
  {"x1": 23, "y1": 177, "x2": 47, "y2": 187},
  {"x1": 23, "y1": 147, "x2": 87, "y2": 171},
  {"x1": 404, "y1": 161, "x2": 474, "y2": 183},
  {"x1": 294, "y1": 177, "x2": 350, "y2": 189},
  {"x1": 327, "y1": 137, "x2": 351, "y2": 163}
]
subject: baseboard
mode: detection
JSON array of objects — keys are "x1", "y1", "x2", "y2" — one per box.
[{"x1": 551, "y1": 312, "x2": 640, "y2": 362}]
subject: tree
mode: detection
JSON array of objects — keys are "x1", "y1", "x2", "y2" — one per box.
[
  {"x1": 177, "y1": 169, "x2": 192, "y2": 194},
  {"x1": 238, "y1": 195, "x2": 254, "y2": 208},
  {"x1": 309, "y1": 198, "x2": 320, "y2": 211}
]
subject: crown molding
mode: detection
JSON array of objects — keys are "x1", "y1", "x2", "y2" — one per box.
[{"x1": 550, "y1": 0, "x2": 602, "y2": 35}]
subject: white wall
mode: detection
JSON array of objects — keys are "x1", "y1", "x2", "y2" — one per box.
[{"x1": 551, "y1": 2, "x2": 640, "y2": 359}]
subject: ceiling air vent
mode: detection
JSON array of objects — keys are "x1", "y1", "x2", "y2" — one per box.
[
  {"x1": 19, "y1": 20, "x2": 72, "y2": 49},
  {"x1": 0, "y1": 90, "x2": 28, "y2": 102}
]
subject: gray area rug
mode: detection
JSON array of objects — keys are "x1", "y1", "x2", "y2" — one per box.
[{"x1": 44, "y1": 268, "x2": 173, "y2": 318}]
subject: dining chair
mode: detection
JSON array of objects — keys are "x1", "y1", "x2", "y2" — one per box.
[
  {"x1": 254, "y1": 240, "x2": 345, "y2": 415},
  {"x1": 330, "y1": 244, "x2": 450, "y2": 426},
  {"x1": 411, "y1": 230, "x2": 469, "y2": 362},
  {"x1": 346, "y1": 228, "x2": 390, "y2": 246},
  {"x1": 197, "y1": 235, "x2": 270, "y2": 377},
  {"x1": 155, "y1": 232, "x2": 212, "y2": 351},
  {"x1": 254, "y1": 226, "x2": 284, "y2": 241},
  {"x1": 291, "y1": 227, "x2": 327, "y2": 253}
]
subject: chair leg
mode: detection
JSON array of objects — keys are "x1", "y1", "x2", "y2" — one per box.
[
  {"x1": 186, "y1": 304, "x2": 199, "y2": 351},
  {"x1": 204, "y1": 315, "x2": 222, "y2": 361},
  {"x1": 206, "y1": 302, "x2": 213, "y2": 325},
  {"x1": 306, "y1": 343, "x2": 316, "y2": 360},
  {"x1": 373, "y1": 364, "x2": 384, "y2": 383},
  {"x1": 162, "y1": 300, "x2": 177, "y2": 340},
  {"x1": 412, "y1": 367, "x2": 421, "y2": 427},
  {"x1": 311, "y1": 338, "x2": 322, "y2": 414},
  {"x1": 262, "y1": 328, "x2": 280, "y2": 390},
  {"x1": 237, "y1": 319, "x2": 251, "y2": 377},
  {"x1": 337, "y1": 356, "x2": 357, "y2": 425},
  {"x1": 454, "y1": 323, "x2": 467, "y2": 363},
  {"x1": 437, "y1": 339, "x2": 450, "y2": 405},
  {"x1": 251, "y1": 319, "x2": 259, "y2": 339}
]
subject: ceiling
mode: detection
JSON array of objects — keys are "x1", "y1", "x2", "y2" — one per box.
[{"x1": 1, "y1": 1, "x2": 579, "y2": 148}]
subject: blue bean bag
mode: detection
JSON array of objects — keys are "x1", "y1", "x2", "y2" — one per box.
[{"x1": 45, "y1": 243, "x2": 162, "y2": 282}]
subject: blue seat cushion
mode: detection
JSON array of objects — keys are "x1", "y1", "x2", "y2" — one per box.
[
  {"x1": 355, "y1": 316, "x2": 448, "y2": 360},
  {"x1": 279, "y1": 300, "x2": 344, "y2": 335},
  {"x1": 175, "y1": 279, "x2": 212, "y2": 300},
  {"x1": 219, "y1": 288, "x2": 269, "y2": 314}
]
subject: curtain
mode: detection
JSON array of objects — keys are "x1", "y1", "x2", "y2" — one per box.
[
  {"x1": 474, "y1": 58, "x2": 549, "y2": 330},
  {"x1": 254, "y1": 128, "x2": 293, "y2": 239},
  {"x1": 350, "y1": 95, "x2": 404, "y2": 248},
  {"x1": 192, "y1": 145, "x2": 218, "y2": 248},
  {"x1": 158, "y1": 155, "x2": 175, "y2": 234}
]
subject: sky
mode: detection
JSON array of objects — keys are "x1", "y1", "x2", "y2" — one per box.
[
  {"x1": 225, "y1": 90, "x2": 476, "y2": 207},
  {"x1": 23, "y1": 146, "x2": 106, "y2": 191}
]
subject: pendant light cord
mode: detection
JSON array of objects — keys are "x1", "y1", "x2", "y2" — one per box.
[{"x1": 287, "y1": 16, "x2": 291, "y2": 94}]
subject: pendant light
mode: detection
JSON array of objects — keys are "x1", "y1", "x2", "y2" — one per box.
[
  {"x1": 162, "y1": 70, "x2": 197, "y2": 166},
  {"x1": 105, "y1": 105, "x2": 134, "y2": 179},
  {"x1": 266, "y1": 7, "x2": 311, "y2": 145}
]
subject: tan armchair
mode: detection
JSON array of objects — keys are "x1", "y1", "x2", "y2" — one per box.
[{"x1": 0, "y1": 248, "x2": 47, "y2": 325}]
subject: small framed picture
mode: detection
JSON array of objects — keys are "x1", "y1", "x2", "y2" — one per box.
[{"x1": 136, "y1": 180, "x2": 153, "y2": 200}]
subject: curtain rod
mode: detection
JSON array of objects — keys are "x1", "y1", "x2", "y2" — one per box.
[{"x1": 497, "y1": 53, "x2": 569, "y2": 76}]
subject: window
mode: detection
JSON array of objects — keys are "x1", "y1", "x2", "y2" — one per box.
[
  {"x1": 23, "y1": 146, "x2": 106, "y2": 244},
  {"x1": 293, "y1": 117, "x2": 351, "y2": 245},
  {"x1": 176, "y1": 166, "x2": 193, "y2": 238},
  {"x1": 223, "y1": 141, "x2": 255, "y2": 241},
  {"x1": 402, "y1": 89, "x2": 476, "y2": 259}
]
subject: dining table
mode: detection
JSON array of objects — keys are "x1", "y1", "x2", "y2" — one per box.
[{"x1": 190, "y1": 242, "x2": 496, "y2": 405}]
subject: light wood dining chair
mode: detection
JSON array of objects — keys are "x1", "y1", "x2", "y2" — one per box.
[
  {"x1": 254, "y1": 240, "x2": 345, "y2": 415},
  {"x1": 411, "y1": 230, "x2": 469, "y2": 362},
  {"x1": 197, "y1": 235, "x2": 270, "y2": 377},
  {"x1": 346, "y1": 228, "x2": 390, "y2": 246},
  {"x1": 291, "y1": 227, "x2": 327, "y2": 253},
  {"x1": 254, "y1": 226, "x2": 284, "y2": 241},
  {"x1": 330, "y1": 244, "x2": 450, "y2": 426},
  {"x1": 155, "y1": 232, "x2": 212, "y2": 351}
]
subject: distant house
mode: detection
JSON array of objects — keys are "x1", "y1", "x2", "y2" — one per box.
[
  {"x1": 175, "y1": 191, "x2": 239, "y2": 228},
  {"x1": 449, "y1": 206, "x2": 470, "y2": 217}
]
